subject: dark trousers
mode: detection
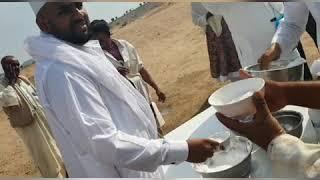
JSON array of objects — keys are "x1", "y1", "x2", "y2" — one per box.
[{"x1": 296, "y1": 13, "x2": 317, "y2": 81}]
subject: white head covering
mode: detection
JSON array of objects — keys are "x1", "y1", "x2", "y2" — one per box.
[{"x1": 29, "y1": 2, "x2": 46, "y2": 16}]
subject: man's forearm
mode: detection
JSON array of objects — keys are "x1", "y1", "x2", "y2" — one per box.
[
  {"x1": 139, "y1": 68, "x2": 159, "y2": 91},
  {"x1": 282, "y1": 81, "x2": 320, "y2": 109}
]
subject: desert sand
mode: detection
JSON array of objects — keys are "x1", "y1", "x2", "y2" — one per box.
[{"x1": 0, "y1": 3, "x2": 319, "y2": 177}]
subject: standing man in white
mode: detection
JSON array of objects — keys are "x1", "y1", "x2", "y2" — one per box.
[
  {"x1": 25, "y1": 2, "x2": 219, "y2": 178},
  {"x1": 258, "y1": 2, "x2": 320, "y2": 143},
  {"x1": 259, "y1": 2, "x2": 320, "y2": 69},
  {"x1": 202, "y1": 2, "x2": 303, "y2": 69}
]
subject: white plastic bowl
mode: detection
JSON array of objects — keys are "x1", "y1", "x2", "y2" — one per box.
[{"x1": 208, "y1": 78, "x2": 265, "y2": 118}]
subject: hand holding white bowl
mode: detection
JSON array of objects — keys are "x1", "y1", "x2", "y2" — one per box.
[{"x1": 208, "y1": 78, "x2": 265, "y2": 119}]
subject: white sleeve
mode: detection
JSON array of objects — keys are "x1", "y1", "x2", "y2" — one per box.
[
  {"x1": 272, "y1": 2, "x2": 309, "y2": 57},
  {"x1": 125, "y1": 41, "x2": 144, "y2": 71},
  {"x1": 45, "y1": 67, "x2": 188, "y2": 172},
  {"x1": 191, "y1": 3, "x2": 208, "y2": 27},
  {"x1": 202, "y1": 3, "x2": 225, "y2": 16},
  {"x1": 267, "y1": 134, "x2": 320, "y2": 178}
]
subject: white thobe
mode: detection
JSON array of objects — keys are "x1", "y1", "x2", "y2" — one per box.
[
  {"x1": 104, "y1": 39, "x2": 151, "y2": 103},
  {"x1": 272, "y1": 2, "x2": 320, "y2": 58},
  {"x1": 202, "y1": 2, "x2": 301, "y2": 68},
  {"x1": 24, "y1": 33, "x2": 188, "y2": 178},
  {"x1": 104, "y1": 39, "x2": 165, "y2": 128}
]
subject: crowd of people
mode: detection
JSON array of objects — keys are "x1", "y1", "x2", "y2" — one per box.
[{"x1": 0, "y1": 2, "x2": 319, "y2": 178}]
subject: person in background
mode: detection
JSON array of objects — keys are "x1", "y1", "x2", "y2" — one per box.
[
  {"x1": 0, "y1": 56, "x2": 66, "y2": 177},
  {"x1": 25, "y1": 2, "x2": 220, "y2": 178},
  {"x1": 258, "y1": 2, "x2": 320, "y2": 69},
  {"x1": 89, "y1": 19, "x2": 166, "y2": 135},
  {"x1": 191, "y1": 2, "x2": 241, "y2": 82},
  {"x1": 246, "y1": 3, "x2": 320, "y2": 177},
  {"x1": 202, "y1": 2, "x2": 303, "y2": 70}
]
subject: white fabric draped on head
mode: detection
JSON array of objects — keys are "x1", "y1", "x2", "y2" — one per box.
[{"x1": 29, "y1": 2, "x2": 46, "y2": 16}]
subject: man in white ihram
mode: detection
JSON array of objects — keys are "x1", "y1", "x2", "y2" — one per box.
[{"x1": 25, "y1": 2, "x2": 219, "y2": 178}]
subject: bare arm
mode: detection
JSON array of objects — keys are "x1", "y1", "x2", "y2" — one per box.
[
  {"x1": 240, "y1": 70, "x2": 320, "y2": 111},
  {"x1": 140, "y1": 67, "x2": 159, "y2": 92},
  {"x1": 139, "y1": 67, "x2": 166, "y2": 102},
  {"x1": 282, "y1": 81, "x2": 320, "y2": 109},
  {"x1": 126, "y1": 40, "x2": 166, "y2": 102}
]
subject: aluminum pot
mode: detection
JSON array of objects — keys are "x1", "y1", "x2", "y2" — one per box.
[
  {"x1": 194, "y1": 136, "x2": 253, "y2": 178},
  {"x1": 244, "y1": 59, "x2": 304, "y2": 82},
  {"x1": 272, "y1": 110, "x2": 303, "y2": 138}
]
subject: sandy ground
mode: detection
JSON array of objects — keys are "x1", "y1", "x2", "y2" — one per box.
[{"x1": 0, "y1": 3, "x2": 319, "y2": 177}]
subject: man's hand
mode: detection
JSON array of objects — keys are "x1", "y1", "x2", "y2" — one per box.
[
  {"x1": 216, "y1": 92, "x2": 285, "y2": 150},
  {"x1": 258, "y1": 43, "x2": 282, "y2": 70},
  {"x1": 117, "y1": 67, "x2": 129, "y2": 76},
  {"x1": 186, "y1": 138, "x2": 221, "y2": 163},
  {"x1": 240, "y1": 70, "x2": 287, "y2": 112},
  {"x1": 156, "y1": 89, "x2": 166, "y2": 103}
]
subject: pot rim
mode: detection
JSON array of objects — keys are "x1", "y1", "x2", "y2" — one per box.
[
  {"x1": 244, "y1": 61, "x2": 304, "y2": 73},
  {"x1": 272, "y1": 110, "x2": 304, "y2": 134}
]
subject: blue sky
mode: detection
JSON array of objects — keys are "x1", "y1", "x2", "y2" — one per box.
[{"x1": 0, "y1": 2, "x2": 140, "y2": 70}]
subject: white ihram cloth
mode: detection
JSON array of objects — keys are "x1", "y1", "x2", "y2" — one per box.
[
  {"x1": 268, "y1": 134, "x2": 320, "y2": 178},
  {"x1": 24, "y1": 33, "x2": 188, "y2": 178}
]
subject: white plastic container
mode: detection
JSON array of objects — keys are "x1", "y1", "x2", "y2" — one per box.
[{"x1": 208, "y1": 78, "x2": 265, "y2": 118}]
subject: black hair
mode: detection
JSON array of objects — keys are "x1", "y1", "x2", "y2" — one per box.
[
  {"x1": 89, "y1": 19, "x2": 110, "y2": 36},
  {"x1": 1, "y1": 55, "x2": 14, "y2": 65}
]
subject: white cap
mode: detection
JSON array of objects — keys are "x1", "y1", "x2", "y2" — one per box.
[{"x1": 29, "y1": 2, "x2": 46, "y2": 16}]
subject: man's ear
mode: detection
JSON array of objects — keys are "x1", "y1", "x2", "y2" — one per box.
[{"x1": 36, "y1": 15, "x2": 50, "y2": 32}]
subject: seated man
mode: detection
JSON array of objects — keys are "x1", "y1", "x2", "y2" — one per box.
[
  {"x1": 89, "y1": 19, "x2": 166, "y2": 135},
  {"x1": 0, "y1": 56, "x2": 66, "y2": 177}
]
